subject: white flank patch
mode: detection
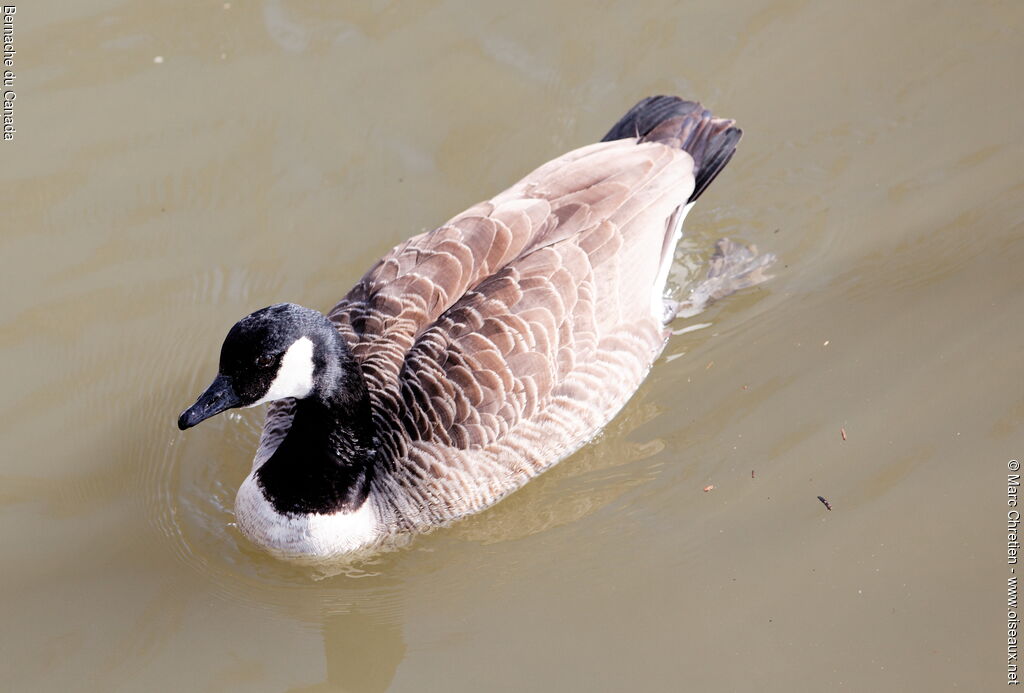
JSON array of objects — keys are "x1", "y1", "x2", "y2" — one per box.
[
  {"x1": 247, "y1": 336, "x2": 315, "y2": 407},
  {"x1": 652, "y1": 201, "x2": 694, "y2": 317},
  {"x1": 234, "y1": 471, "x2": 381, "y2": 558}
]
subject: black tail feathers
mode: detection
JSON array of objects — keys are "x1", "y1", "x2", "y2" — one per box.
[{"x1": 601, "y1": 95, "x2": 741, "y2": 204}]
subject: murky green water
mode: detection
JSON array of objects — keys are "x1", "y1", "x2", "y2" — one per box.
[{"x1": 2, "y1": 1, "x2": 1022, "y2": 690}]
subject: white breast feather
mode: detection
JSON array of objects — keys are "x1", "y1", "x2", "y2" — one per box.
[{"x1": 234, "y1": 472, "x2": 381, "y2": 557}]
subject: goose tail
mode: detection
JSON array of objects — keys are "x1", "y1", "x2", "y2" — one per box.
[
  {"x1": 602, "y1": 96, "x2": 774, "y2": 320},
  {"x1": 601, "y1": 95, "x2": 742, "y2": 204}
]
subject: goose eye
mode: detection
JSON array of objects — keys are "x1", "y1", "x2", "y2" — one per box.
[{"x1": 256, "y1": 354, "x2": 275, "y2": 369}]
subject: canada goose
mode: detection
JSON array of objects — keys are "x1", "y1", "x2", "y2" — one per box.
[{"x1": 178, "y1": 96, "x2": 774, "y2": 561}]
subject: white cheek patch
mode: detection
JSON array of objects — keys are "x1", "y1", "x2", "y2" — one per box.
[{"x1": 247, "y1": 336, "x2": 315, "y2": 407}]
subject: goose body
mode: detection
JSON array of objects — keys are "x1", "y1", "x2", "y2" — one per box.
[{"x1": 178, "y1": 96, "x2": 773, "y2": 561}]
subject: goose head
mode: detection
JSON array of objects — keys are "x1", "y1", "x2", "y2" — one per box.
[{"x1": 177, "y1": 303, "x2": 348, "y2": 430}]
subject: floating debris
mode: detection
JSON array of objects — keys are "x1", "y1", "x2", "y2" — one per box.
[
  {"x1": 841, "y1": 427, "x2": 847, "y2": 441},
  {"x1": 705, "y1": 360, "x2": 714, "y2": 370},
  {"x1": 153, "y1": 55, "x2": 164, "y2": 64},
  {"x1": 703, "y1": 484, "x2": 715, "y2": 492},
  {"x1": 751, "y1": 470, "x2": 755, "y2": 479},
  {"x1": 817, "y1": 495, "x2": 832, "y2": 511}
]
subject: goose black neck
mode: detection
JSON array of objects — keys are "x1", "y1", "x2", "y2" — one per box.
[{"x1": 254, "y1": 331, "x2": 377, "y2": 516}]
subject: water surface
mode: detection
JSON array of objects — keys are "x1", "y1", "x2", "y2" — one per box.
[{"x1": 2, "y1": 1, "x2": 1021, "y2": 690}]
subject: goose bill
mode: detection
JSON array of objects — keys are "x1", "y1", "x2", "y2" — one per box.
[{"x1": 178, "y1": 374, "x2": 242, "y2": 430}]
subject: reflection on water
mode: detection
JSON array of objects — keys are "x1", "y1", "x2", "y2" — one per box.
[
  {"x1": 3, "y1": 0, "x2": 1022, "y2": 690},
  {"x1": 288, "y1": 612, "x2": 407, "y2": 693}
]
